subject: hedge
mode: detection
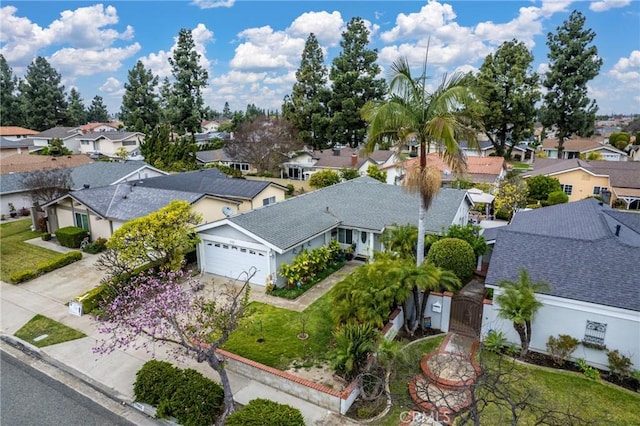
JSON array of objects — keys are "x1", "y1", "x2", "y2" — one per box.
[
  {"x1": 55, "y1": 226, "x2": 88, "y2": 248},
  {"x1": 426, "y1": 237, "x2": 476, "y2": 283},
  {"x1": 10, "y1": 270, "x2": 37, "y2": 284},
  {"x1": 10, "y1": 251, "x2": 82, "y2": 284},
  {"x1": 225, "y1": 398, "x2": 305, "y2": 426},
  {"x1": 75, "y1": 284, "x2": 107, "y2": 314}
]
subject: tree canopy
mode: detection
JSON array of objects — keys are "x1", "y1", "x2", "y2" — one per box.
[
  {"x1": 120, "y1": 60, "x2": 160, "y2": 132},
  {"x1": 19, "y1": 56, "x2": 69, "y2": 130}
]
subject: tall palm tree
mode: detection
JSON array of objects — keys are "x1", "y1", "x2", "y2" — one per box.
[{"x1": 495, "y1": 268, "x2": 551, "y2": 357}]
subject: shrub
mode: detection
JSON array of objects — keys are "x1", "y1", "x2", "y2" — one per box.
[
  {"x1": 225, "y1": 398, "x2": 305, "y2": 426},
  {"x1": 330, "y1": 322, "x2": 378, "y2": 380},
  {"x1": 10, "y1": 269, "x2": 37, "y2": 284},
  {"x1": 546, "y1": 334, "x2": 580, "y2": 366},
  {"x1": 483, "y1": 330, "x2": 507, "y2": 353},
  {"x1": 36, "y1": 251, "x2": 82, "y2": 274},
  {"x1": 445, "y1": 224, "x2": 487, "y2": 257},
  {"x1": 41, "y1": 233, "x2": 52, "y2": 241},
  {"x1": 279, "y1": 243, "x2": 337, "y2": 288},
  {"x1": 285, "y1": 184, "x2": 295, "y2": 196},
  {"x1": 426, "y1": 237, "x2": 476, "y2": 283},
  {"x1": 309, "y1": 169, "x2": 340, "y2": 188},
  {"x1": 576, "y1": 358, "x2": 600, "y2": 381},
  {"x1": 84, "y1": 237, "x2": 107, "y2": 254},
  {"x1": 55, "y1": 226, "x2": 88, "y2": 248},
  {"x1": 134, "y1": 360, "x2": 180, "y2": 405},
  {"x1": 547, "y1": 190, "x2": 569, "y2": 205},
  {"x1": 75, "y1": 284, "x2": 107, "y2": 314},
  {"x1": 607, "y1": 349, "x2": 633, "y2": 379}
]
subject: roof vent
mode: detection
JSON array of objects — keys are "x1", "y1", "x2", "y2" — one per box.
[
  {"x1": 615, "y1": 224, "x2": 621, "y2": 237},
  {"x1": 83, "y1": 184, "x2": 90, "y2": 189},
  {"x1": 332, "y1": 148, "x2": 340, "y2": 156}
]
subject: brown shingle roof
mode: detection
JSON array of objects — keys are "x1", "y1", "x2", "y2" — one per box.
[
  {"x1": 391, "y1": 153, "x2": 505, "y2": 178},
  {"x1": 0, "y1": 154, "x2": 94, "y2": 174},
  {"x1": 0, "y1": 126, "x2": 38, "y2": 136},
  {"x1": 541, "y1": 136, "x2": 607, "y2": 152}
]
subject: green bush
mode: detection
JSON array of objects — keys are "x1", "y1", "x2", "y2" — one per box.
[
  {"x1": 225, "y1": 398, "x2": 305, "y2": 426},
  {"x1": 285, "y1": 184, "x2": 295, "y2": 196},
  {"x1": 55, "y1": 226, "x2": 88, "y2": 248},
  {"x1": 134, "y1": 360, "x2": 180, "y2": 406},
  {"x1": 10, "y1": 269, "x2": 37, "y2": 284},
  {"x1": 426, "y1": 237, "x2": 476, "y2": 283},
  {"x1": 607, "y1": 349, "x2": 633, "y2": 378},
  {"x1": 36, "y1": 251, "x2": 82, "y2": 273},
  {"x1": 546, "y1": 334, "x2": 580, "y2": 366},
  {"x1": 330, "y1": 322, "x2": 378, "y2": 380},
  {"x1": 547, "y1": 190, "x2": 569, "y2": 205},
  {"x1": 165, "y1": 369, "x2": 224, "y2": 426},
  {"x1": 576, "y1": 358, "x2": 600, "y2": 380},
  {"x1": 41, "y1": 233, "x2": 52, "y2": 241},
  {"x1": 483, "y1": 330, "x2": 507, "y2": 353},
  {"x1": 83, "y1": 237, "x2": 107, "y2": 254},
  {"x1": 75, "y1": 284, "x2": 107, "y2": 314}
]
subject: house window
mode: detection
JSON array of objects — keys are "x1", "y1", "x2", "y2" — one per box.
[
  {"x1": 122, "y1": 140, "x2": 137, "y2": 146},
  {"x1": 262, "y1": 196, "x2": 276, "y2": 206},
  {"x1": 593, "y1": 186, "x2": 607, "y2": 195},
  {"x1": 583, "y1": 320, "x2": 607, "y2": 346},
  {"x1": 74, "y1": 212, "x2": 89, "y2": 231},
  {"x1": 560, "y1": 184, "x2": 573, "y2": 196},
  {"x1": 81, "y1": 140, "x2": 89, "y2": 145},
  {"x1": 338, "y1": 228, "x2": 353, "y2": 245}
]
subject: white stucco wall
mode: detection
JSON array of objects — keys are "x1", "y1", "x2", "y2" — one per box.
[
  {"x1": 482, "y1": 290, "x2": 640, "y2": 370},
  {"x1": 1, "y1": 192, "x2": 33, "y2": 217}
]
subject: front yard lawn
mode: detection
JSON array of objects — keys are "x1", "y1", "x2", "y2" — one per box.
[
  {"x1": 14, "y1": 314, "x2": 86, "y2": 347},
  {"x1": 222, "y1": 288, "x2": 335, "y2": 370},
  {"x1": 0, "y1": 219, "x2": 61, "y2": 282}
]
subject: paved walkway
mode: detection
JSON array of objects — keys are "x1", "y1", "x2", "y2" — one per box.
[{"x1": 1, "y1": 245, "x2": 360, "y2": 425}]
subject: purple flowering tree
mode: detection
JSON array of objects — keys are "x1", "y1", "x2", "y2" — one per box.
[{"x1": 93, "y1": 268, "x2": 254, "y2": 424}]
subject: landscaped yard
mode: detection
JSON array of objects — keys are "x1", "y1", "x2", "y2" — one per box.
[
  {"x1": 0, "y1": 218, "x2": 61, "y2": 282},
  {"x1": 222, "y1": 288, "x2": 335, "y2": 370},
  {"x1": 14, "y1": 314, "x2": 86, "y2": 347}
]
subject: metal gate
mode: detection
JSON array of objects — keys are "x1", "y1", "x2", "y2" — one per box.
[{"x1": 449, "y1": 295, "x2": 483, "y2": 337}]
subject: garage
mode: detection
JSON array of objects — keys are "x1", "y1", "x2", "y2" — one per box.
[{"x1": 203, "y1": 241, "x2": 270, "y2": 285}]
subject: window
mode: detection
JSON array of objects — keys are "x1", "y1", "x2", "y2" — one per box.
[
  {"x1": 593, "y1": 186, "x2": 607, "y2": 195},
  {"x1": 560, "y1": 184, "x2": 573, "y2": 196},
  {"x1": 262, "y1": 196, "x2": 276, "y2": 206},
  {"x1": 74, "y1": 212, "x2": 89, "y2": 231},
  {"x1": 81, "y1": 140, "x2": 90, "y2": 145},
  {"x1": 122, "y1": 140, "x2": 137, "y2": 146},
  {"x1": 583, "y1": 320, "x2": 607, "y2": 346},
  {"x1": 338, "y1": 228, "x2": 353, "y2": 245}
]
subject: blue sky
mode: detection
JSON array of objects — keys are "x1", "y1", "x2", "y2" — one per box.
[{"x1": 1, "y1": 1, "x2": 639, "y2": 117}]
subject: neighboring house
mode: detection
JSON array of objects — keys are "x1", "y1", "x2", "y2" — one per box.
[
  {"x1": 523, "y1": 159, "x2": 640, "y2": 209},
  {"x1": 482, "y1": 199, "x2": 640, "y2": 371},
  {"x1": 2, "y1": 161, "x2": 165, "y2": 217},
  {"x1": 541, "y1": 137, "x2": 628, "y2": 161},
  {"x1": 0, "y1": 126, "x2": 38, "y2": 141},
  {"x1": 624, "y1": 144, "x2": 640, "y2": 162},
  {"x1": 78, "y1": 131, "x2": 145, "y2": 157},
  {"x1": 29, "y1": 127, "x2": 83, "y2": 154},
  {"x1": 132, "y1": 167, "x2": 287, "y2": 214},
  {"x1": 196, "y1": 177, "x2": 473, "y2": 285},
  {"x1": 383, "y1": 153, "x2": 507, "y2": 187},
  {"x1": 0, "y1": 137, "x2": 35, "y2": 158},
  {"x1": 196, "y1": 148, "x2": 254, "y2": 173},
  {"x1": 194, "y1": 131, "x2": 230, "y2": 147},
  {"x1": 459, "y1": 140, "x2": 535, "y2": 163},
  {"x1": 79, "y1": 122, "x2": 119, "y2": 134},
  {"x1": 281, "y1": 147, "x2": 397, "y2": 180},
  {"x1": 0, "y1": 154, "x2": 93, "y2": 175},
  {"x1": 201, "y1": 120, "x2": 220, "y2": 133}
]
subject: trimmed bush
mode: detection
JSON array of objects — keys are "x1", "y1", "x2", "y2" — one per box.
[
  {"x1": 36, "y1": 251, "x2": 82, "y2": 274},
  {"x1": 547, "y1": 190, "x2": 569, "y2": 205},
  {"x1": 134, "y1": 360, "x2": 180, "y2": 406},
  {"x1": 426, "y1": 237, "x2": 476, "y2": 283},
  {"x1": 10, "y1": 269, "x2": 37, "y2": 284},
  {"x1": 41, "y1": 233, "x2": 52, "y2": 241},
  {"x1": 75, "y1": 284, "x2": 107, "y2": 314},
  {"x1": 55, "y1": 226, "x2": 88, "y2": 248},
  {"x1": 225, "y1": 398, "x2": 305, "y2": 426}
]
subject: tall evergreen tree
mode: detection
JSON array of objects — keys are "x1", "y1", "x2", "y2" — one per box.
[
  {"x1": 19, "y1": 56, "x2": 68, "y2": 131},
  {"x1": 168, "y1": 28, "x2": 208, "y2": 135},
  {"x1": 282, "y1": 33, "x2": 331, "y2": 149},
  {"x1": 67, "y1": 88, "x2": 87, "y2": 126},
  {"x1": 329, "y1": 17, "x2": 386, "y2": 148},
  {"x1": 477, "y1": 40, "x2": 540, "y2": 158},
  {"x1": 120, "y1": 60, "x2": 160, "y2": 132},
  {"x1": 0, "y1": 54, "x2": 22, "y2": 126},
  {"x1": 222, "y1": 101, "x2": 232, "y2": 119},
  {"x1": 540, "y1": 10, "x2": 602, "y2": 159},
  {"x1": 86, "y1": 95, "x2": 110, "y2": 123}
]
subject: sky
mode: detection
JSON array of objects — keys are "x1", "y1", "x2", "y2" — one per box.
[{"x1": 1, "y1": 1, "x2": 639, "y2": 118}]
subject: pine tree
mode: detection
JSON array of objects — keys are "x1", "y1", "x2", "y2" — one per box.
[
  {"x1": 120, "y1": 60, "x2": 160, "y2": 132},
  {"x1": 540, "y1": 10, "x2": 602, "y2": 159},
  {"x1": 67, "y1": 88, "x2": 87, "y2": 126},
  {"x1": 222, "y1": 101, "x2": 232, "y2": 119},
  {"x1": 168, "y1": 28, "x2": 208, "y2": 135},
  {"x1": 0, "y1": 54, "x2": 23, "y2": 126},
  {"x1": 477, "y1": 40, "x2": 540, "y2": 158},
  {"x1": 87, "y1": 95, "x2": 110, "y2": 123},
  {"x1": 19, "y1": 56, "x2": 69, "y2": 131},
  {"x1": 282, "y1": 33, "x2": 331, "y2": 149},
  {"x1": 329, "y1": 17, "x2": 386, "y2": 148}
]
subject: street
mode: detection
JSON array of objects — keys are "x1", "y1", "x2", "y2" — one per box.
[{"x1": 1, "y1": 350, "x2": 135, "y2": 426}]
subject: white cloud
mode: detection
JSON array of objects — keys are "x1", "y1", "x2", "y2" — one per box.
[
  {"x1": 99, "y1": 76, "x2": 124, "y2": 95},
  {"x1": 190, "y1": 0, "x2": 235, "y2": 9},
  {"x1": 48, "y1": 43, "x2": 141, "y2": 77},
  {"x1": 230, "y1": 26, "x2": 305, "y2": 71},
  {"x1": 609, "y1": 51, "x2": 640, "y2": 87},
  {"x1": 287, "y1": 11, "x2": 345, "y2": 47},
  {"x1": 0, "y1": 6, "x2": 50, "y2": 64},
  {"x1": 589, "y1": 0, "x2": 631, "y2": 12}
]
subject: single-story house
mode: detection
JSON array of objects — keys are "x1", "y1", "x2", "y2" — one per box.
[
  {"x1": 541, "y1": 137, "x2": 628, "y2": 161},
  {"x1": 196, "y1": 177, "x2": 474, "y2": 285},
  {"x1": 0, "y1": 137, "x2": 35, "y2": 159},
  {"x1": 196, "y1": 148, "x2": 254, "y2": 173},
  {"x1": 79, "y1": 122, "x2": 119, "y2": 133},
  {"x1": 78, "y1": 131, "x2": 145, "y2": 157},
  {"x1": 482, "y1": 199, "x2": 640, "y2": 370},
  {"x1": 0, "y1": 126, "x2": 38, "y2": 142},
  {"x1": 523, "y1": 158, "x2": 640, "y2": 209},
  {"x1": 459, "y1": 140, "x2": 535, "y2": 163},
  {"x1": 280, "y1": 147, "x2": 398, "y2": 180},
  {"x1": 28, "y1": 126, "x2": 84, "y2": 154}
]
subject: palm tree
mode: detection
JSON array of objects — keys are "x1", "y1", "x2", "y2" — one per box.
[
  {"x1": 417, "y1": 264, "x2": 460, "y2": 333},
  {"x1": 380, "y1": 223, "x2": 418, "y2": 261},
  {"x1": 495, "y1": 268, "x2": 551, "y2": 357}
]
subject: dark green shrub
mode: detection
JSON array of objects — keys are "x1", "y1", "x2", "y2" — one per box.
[
  {"x1": 285, "y1": 184, "x2": 295, "y2": 196},
  {"x1": 10, "y1": 269, "x2": 37, "y2": 284},
  {"x1": 55, "y1": 226, "x2": 88, "y2": 248},
  {"x1": 36, "y1": 251, "x2": 82, "y2": 273},
  {"x1": 166, "y1": 369, "x2": 224, "y2": 426},
  {"x1": 607, "y1": 349, "x2": 633, "y2": 378},
  {"x1": 547, "y1": 190, "x2": 569, "y2": 205},
  {"x1": 546, "y1": 334, "x2": 580, "y2": 366},
  {"x1": 83, "y1": 237, "x2": 107, "y2": 254},
  {"x1": 426, "y1": 237, "x2": 476, "y2": 283},
  {"x1": 41, "y1": 233, "x2": 52, "y2": 241},
  {"x1": 75, "y1": 284, "x2": 107, "y2": 314},
  {"x1": 134, "y1": 360, "x2": 180, "y2": 406},
  {"x1": 225, "y1": 398, "x2": 305, "y2": 426},
  {"x1": 445, "y1": 224, "x2": 487, "y2": 257}
]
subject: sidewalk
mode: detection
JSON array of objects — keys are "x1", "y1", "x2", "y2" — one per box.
[{"x1": 0, "y1": 259, "x2": 348, "y2": 425}]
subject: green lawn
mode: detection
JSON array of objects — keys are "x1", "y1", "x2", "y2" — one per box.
[
  {"x1": 0, "y1": 218, "x2": 61, "y2": 282},
  {"x1": 222, "y1": 289, "x2": 335, "y2": 370},
  {"x1": 14, "y1": 314, "x2": 86, "y2": 348}
]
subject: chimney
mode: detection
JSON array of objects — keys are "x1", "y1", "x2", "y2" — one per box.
[
  {"x1": 351, "y1": 153, "x2": 358, "y2": 168},
  {"x1": 332, "y1": 148, "x2": 340, "y2": 156}
]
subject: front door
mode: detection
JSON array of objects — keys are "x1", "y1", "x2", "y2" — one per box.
[{"x1": 355, "y1": 230, "x2": 369, "y2": 258}]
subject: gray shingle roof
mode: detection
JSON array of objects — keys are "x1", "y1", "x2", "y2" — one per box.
[
  {"x1": 0, "y1": 137, "x2": 34, "y2": 148},
  {"x1": 33, "y1": 127, "x2": 81, "y2": 139},
  {"x1": 79, "y1": 131, "x2": 141, "y2": 141},
  {"x1": 134, "y1": 168, "x2": 275, "y2": 200},
  {"x1": 70, "y1": 161, "x2": 156, "y2": 189},
  {"x1": 224, "y1": 177, "x2": 471, "y2": 250},
  {"x1": 486, "y1": 199, "x2": 640, "y2": 312},
  {"x1": 69, "y1": 184, "x2": 202, "y2": 222}
]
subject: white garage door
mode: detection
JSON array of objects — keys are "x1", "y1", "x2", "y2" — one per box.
[{"x1": 204, "y1": 241, "x2": 269, "y2": 285}]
